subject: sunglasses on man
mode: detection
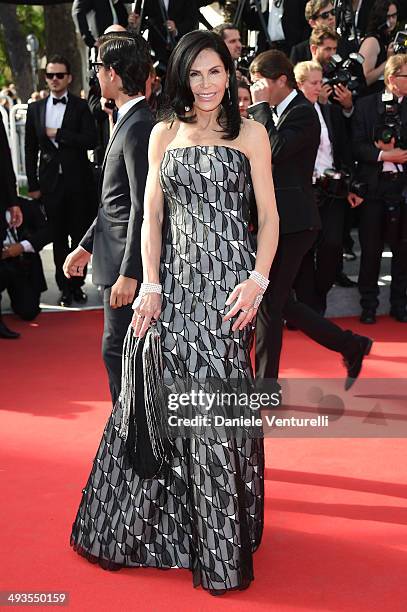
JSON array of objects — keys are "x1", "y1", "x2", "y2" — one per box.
[
  {"x1": 316, "y1": 8, "x2": 336, "y2": 19},
  {"x1": 46, "y1": 72, "x2": 69, "y2": 80}
]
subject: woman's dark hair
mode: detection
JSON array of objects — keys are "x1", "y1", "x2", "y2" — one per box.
[
  {"x1": 366, "y1": 0, "x2": 398, "y2": 36},
  {"x1": 161, "y1": 30, "x2": 241, "y2": 140},
  {"x1": 98, "y1": 33, "x2": 152, "y2": 96},
  {"x1": 236, "y1": 79, "x2": 251, "y2": 93}
]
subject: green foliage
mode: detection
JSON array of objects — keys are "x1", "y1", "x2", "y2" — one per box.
[{"x1": 0, "y1": 6, "x2": 45, "y2": 88}]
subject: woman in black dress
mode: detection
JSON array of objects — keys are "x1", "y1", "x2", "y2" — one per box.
[{"x1": 71, "y1": 30, "x2": 279, "y2": 595}]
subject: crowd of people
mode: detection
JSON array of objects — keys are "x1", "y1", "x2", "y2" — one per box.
[{"x1": 1, "y1": 0, "x2": 407, "y2": 596}]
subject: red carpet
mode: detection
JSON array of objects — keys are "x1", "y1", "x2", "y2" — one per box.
[{"x1": 1, "y1": 311, "x2": 406, "y2": 611}]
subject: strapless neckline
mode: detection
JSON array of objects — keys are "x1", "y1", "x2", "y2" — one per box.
[{"x1": 163, "y1": 144, "x2": 250, "y2": 165}]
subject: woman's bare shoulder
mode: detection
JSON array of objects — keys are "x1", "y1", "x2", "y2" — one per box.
[
  {"x1": 149, "y1": 120, "x2": 179, "y2": 158},
  {"x1": 239, "y1": 118, "x2": 270, "y2": 156}
]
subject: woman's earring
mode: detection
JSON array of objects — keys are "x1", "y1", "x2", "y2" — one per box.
[
  {"x1": 226, "y1": 88, "x2": 231, "y2": 104},
  {"x1": 185, "y1": 105, "x2": 191, "y2": 112}
]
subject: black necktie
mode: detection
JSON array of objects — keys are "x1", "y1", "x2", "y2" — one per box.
[
  {"x1": 271, "y1": 106, "x2": 278, "y2": 119},
  {"x1": 53, "y1": 97, "x2": 67, "y2": 105}
]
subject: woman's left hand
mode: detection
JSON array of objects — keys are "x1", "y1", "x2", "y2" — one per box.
[{"x1": 223, "y1": 279, "x2": 263, "y2": 332}]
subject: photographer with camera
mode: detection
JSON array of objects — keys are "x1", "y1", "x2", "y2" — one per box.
[
  {"x1": 352, "y1": 53, "x2": 407, "y2": 323},
  {"x1": 291, "y1": 0, "x2": 357, "y2": 64},
  {"x1": 310, "y1": 25, "x2": 362, "y2": 113},
  {"x1": 359, "y1": 0, "x2": 399, "y2": 95},
  {"x1": 293, "y1": 60, "x2": 364, "y2": 314}
]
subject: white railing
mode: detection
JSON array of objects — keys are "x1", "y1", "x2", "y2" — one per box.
[{"x1": 9, "y1": 103, "x2": 28, "y2": 188}]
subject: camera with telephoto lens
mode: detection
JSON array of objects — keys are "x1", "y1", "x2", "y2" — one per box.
[
  {"x1": 237, "y1": 46, "x2": 257, "y2": 76},
  {"x1": 393, "y1": 30, "x2": 407, "y2": 54},
  {"x1": 373, "y1": 92, "x2": 407, "y2": 149},
  {"x1": 323, "y1": 52, "x2": 365, "y2": 101},
  {"x1": 317, "y1": 168, "x2": 367, "y2": 199}
]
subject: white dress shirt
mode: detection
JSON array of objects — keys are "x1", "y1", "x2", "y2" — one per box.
[
  {"x1": 45, "y1": 90, "x2": 68, "y2": 147},
  {"x1": 248, "y1": 89, "x2": 297, "y2": 125},
  {"x1": 115, "y1": 96, "x2": 146, "y2": 129},
  {"x1": 314, "y1": 102, "x2": 334, "y2": 178},
  {"x1": 268, "y1": 0, "x2": 285, "y2": 42},
  {"x1": 4, "y1": 211, "x2": 34, "y2": 253}
]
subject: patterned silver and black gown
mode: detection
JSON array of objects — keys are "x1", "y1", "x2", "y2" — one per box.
[{"x1": 70, "y1": 145, "x2": 265, "y2": 594}]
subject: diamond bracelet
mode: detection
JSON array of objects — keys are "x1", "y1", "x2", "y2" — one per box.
[
  {"x1": 132, "y1": 283, "x2": 162, "y2": 310},
  {"x1": 249, "y1": 270, "x2": 269, "y2": 292}
]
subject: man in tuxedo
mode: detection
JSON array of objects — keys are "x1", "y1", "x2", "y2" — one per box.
[
  {"x1": 352, "y1": 54, "x2": 407, "y2": 323},
  {"x1": 64, "y1": 34, "x2": 154, "y2": 405},
  {"x1": 25, "y1": 55, "x2": 98, "y2": 307},
  {"x1": 131, "y1": 0, "x2": 199, "y2": 68},
  {"x1": 1, "y1": 197, "x2": 51, "y2": 323},
  {"x1": 248, "y1": 50, "x2": 372, "y2": 388},
  {"x1": 0, "y1": 115, "x2": 22, "y2": 339},
  {"x1": 72, "y1": 0, "x2": 129, "y2": 49},
  {"x1": 290, "y1": 0, "x2": 356, "y2": 64},
  {"x1": 244, "y1": 0, "x2": 310, "y2": 57}
]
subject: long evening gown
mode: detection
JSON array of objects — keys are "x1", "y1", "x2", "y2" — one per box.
[{"x1": 70, "y1": 145, "x2": 265, "y2": 594}]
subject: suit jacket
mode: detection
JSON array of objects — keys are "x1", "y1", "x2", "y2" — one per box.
[
  {"x1": 81, "y1": 99, "x2": 154, "y2": 286},
  {"x1": 1, "y1": 198, "x2": 51, "y2": 294},
  {"x1": 244, "y1": 0, "x2": 310, "y2": 54},
  {"x1": 290, "y1": 39, "x2": 311, "y2": 65},
  {"x1": 25, "y1": 93, "x2": 98, "y2": 195},
  {"x1": 249, "y1": 91, "x2": 321, "y2": 234},
  {"x1": 72, "y1": 0, "x2": 129, "y2": 47},
  {"x1": 135, "y1": 0, "x2": 198, "y2": 65},
  {"x1": 0, "y1": 116, "x2": 17, "y2": 242},
  {"x1": 352, "y1": 93, "x2": 407, "y2": 196},
  {"x1": 319, "y1": 103, "x2": 354, "y2": 174}
]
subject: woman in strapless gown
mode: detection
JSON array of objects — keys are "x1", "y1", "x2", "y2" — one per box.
[{"x1": 70, "y1": 31, "x2": 279, "y2": 595}]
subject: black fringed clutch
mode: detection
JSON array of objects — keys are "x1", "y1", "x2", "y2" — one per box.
[{"x1": 117, "y1": 325, "x2": 174, "y2": 478}]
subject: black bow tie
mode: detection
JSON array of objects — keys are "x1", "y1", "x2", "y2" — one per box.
[{"x1": 53, "y1": 96, "x2": 67, "y2": 105}]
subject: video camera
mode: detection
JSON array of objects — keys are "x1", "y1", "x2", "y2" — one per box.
[
  {"x1": 323, "y1": 52, "x2": 365, "y2": 100},
  {"x1": 373, "y1": 92, "x2": 407, "y2": 149}
]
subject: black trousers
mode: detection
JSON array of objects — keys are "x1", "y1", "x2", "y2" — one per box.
[
  {"x1": 295, "y1": 195, "x2": 346, "y2": 312},
  {"x1": 42, "y1": 176, "x2": 91, "y2": 292},
  {"x1": 102, "y1": 286, "x2": 133, "y2": 405},
  {"x1": 0, "y1": 258, "x2": 41, "y2": 320},
  {"x1": 256, "y1": 229, "x2": 356, "y2": 380},
  {"x1": 358, "y1": 193, "x2": 407, "y2": 312}
]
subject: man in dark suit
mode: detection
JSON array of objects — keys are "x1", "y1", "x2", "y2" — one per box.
[
  {"x1": 1, "y1": 197, "x2": 51, "y2": 323},
  {"x1": 131, "y1": 0, "x2": 199, "y2": 68},
  {"x1": 72, "y1": 0, "x2": 129, "y2": 49},
  {"x1": 0, "y1": 115, "x2": 22, "y2": 339},
  {"x1": 292, "y1": 60, "x2": 363, "y2": 313},
  {"x1": 352, "y1": 54, "x2": 407, "y2": 323},
  {"x1": 244, "y1": 0, "x2": 310, "y2": 57},
  {"x1": 290, "y1": 0, "x2": 354, "y2": 64},
  {"x1": 249, "y1": 50, "x2": 372, "y2": 388},
  {"x1": 64, "y1": 34, "x2": 154, "y2": 405},
  {"x1": 25, "y1": 54, "x2": 98, "y2": 307}
]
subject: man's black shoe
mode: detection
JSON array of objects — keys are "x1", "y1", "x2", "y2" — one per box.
[
  {"x1": 72, "y1": 288, "x2": 88, "y2": 303},
  {"x1": 390, "y1": 308, "x2": 407, "y2": 323},
  {"x1": 360, "y1": 310, "x2": 376, "y2": 324},
  {"x1": 335, "y1": 272, "x2": 357, "y2": 288},
  {"x1": 344, "y1": 335, "x2": 373, "y2": 390},
  {"x1": 0, "y1": 319, "x2": 20, "y2": 339},
  {"x1": 59, "y1": 291, "x2": 73, "y2": 307}
]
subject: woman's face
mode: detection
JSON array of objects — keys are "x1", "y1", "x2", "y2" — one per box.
[
  {"x1": 387, "y1": 4, "x2": 398, "y2": 32},
  {"x1": 238, "y1": 87, "x2": 251, "y2": 117},
  {"x1": 298, "y1": 69, "x2": 323, "y2": 104},
  {"x1": 189, "y1": 48, "x2": 229, "y2": 112}
]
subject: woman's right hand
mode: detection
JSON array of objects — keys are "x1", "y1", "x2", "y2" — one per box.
[{"x1": 131, "y1": 293, "x2": 162, "y2": 338}]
